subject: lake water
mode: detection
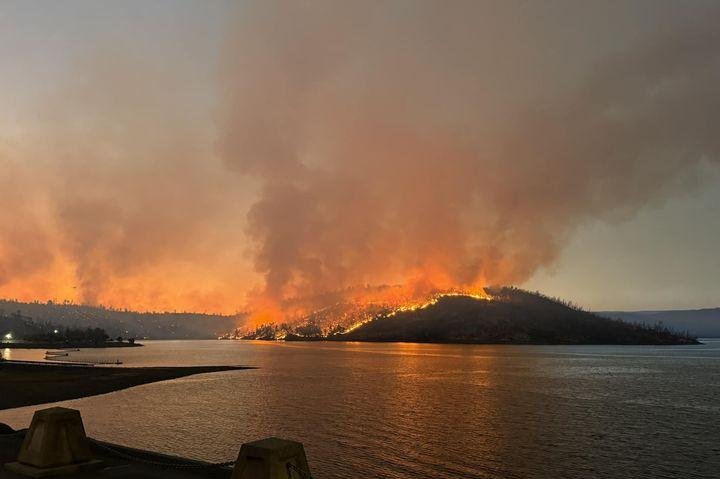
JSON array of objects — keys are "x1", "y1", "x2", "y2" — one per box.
[{"x1": 1, "y1": 340, "x2": 719, "y2": 478}]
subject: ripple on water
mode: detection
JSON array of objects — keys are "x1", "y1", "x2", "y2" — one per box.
[{"x1": 1, "y1": 340, "x2": 718, "y2": 478}]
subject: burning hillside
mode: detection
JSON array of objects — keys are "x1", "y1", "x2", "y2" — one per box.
[
  {"x1": 224, "y1": 286, "x2": 492, "y2": 340},
  {"x1": 225, "y1": 287, "x2": 698, "y2": 345}
]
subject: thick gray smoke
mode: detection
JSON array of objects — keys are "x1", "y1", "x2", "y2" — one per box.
[
  {"x1": 0, "y1": 49, "x2": 252, "y2": 313},
  {"x1": 1, "y1": 1, "x2": 718, "y2": 317},
  {"x1": 220, "y1": 1, "x2": 720, "y2": 312}
]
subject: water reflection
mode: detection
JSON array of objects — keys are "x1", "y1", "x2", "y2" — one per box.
[{"x1": 0, "y1": 348, "x2": 47, "y2": 362}]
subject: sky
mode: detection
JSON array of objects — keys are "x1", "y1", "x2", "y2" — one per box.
[{"x1": 0, "y1": 0, "x2": 719, "y2": 314}]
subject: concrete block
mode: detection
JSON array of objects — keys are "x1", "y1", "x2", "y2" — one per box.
[
  {"x1": 4, "y1": 407, "x2": 101, "y2": 477},
  {"x1": 231, "y1": 437, "x2": 311, "y2": 479}
]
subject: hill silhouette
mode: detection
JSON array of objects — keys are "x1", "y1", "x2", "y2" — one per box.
[
  {"x1": 0, "y1": 300, "x2": 240, "y2": 339},
  {"x1": 332, "y1": 287, "x2": 699, "y2": 345}
]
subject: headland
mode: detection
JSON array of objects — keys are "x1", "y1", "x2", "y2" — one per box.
[{"x1": 0, "y1": 362, "x2": 250, "y2": 410}]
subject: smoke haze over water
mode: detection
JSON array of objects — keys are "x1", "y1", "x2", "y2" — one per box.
[{"x1": 1, "y1": 1, "x2": 719, "y2": 317}]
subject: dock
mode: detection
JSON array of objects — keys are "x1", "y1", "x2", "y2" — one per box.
[{"x1": 44, "y1": 350, "x2": 122, "y2": 366}]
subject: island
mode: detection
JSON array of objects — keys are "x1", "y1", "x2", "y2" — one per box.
[{"x1": 238, "y1": 287, "x2": 699, "y2": 345}]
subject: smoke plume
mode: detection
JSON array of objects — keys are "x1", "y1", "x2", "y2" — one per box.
[
  {"x1": 1, "y1": 1, "x2": 719, "y2": 319},
  {"x1": 0, "y1": 48, "x2": 253, "y2": 313},
  {"x1": 220, "y1": 1, "x2": 720, "y2": 319}
]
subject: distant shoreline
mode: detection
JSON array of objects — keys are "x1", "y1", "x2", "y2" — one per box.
[
  {"x1": 0, "y1": 341, "x2": 142, "y2": 349},
  {"x1": 0, "y1": 362, "x2": 251, "y2": 410}
]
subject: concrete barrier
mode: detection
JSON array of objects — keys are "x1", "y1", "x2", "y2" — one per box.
[
  {"x1": 231, "y1": 437, "x2": 311, "y2": 479},
  {"x1": 4, "y1": 407, "x2": 101, "y2": 477},
  {"x1": 3, "y1": 407, "x2": 314, "y2": 478}
]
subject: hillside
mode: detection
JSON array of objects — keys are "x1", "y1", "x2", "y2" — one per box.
[
  {"x1": 0, "y1": 300, "x2": 241, "y2": 339},
  {"x1": 600, "y1": 308, "x2": 720, "y2": 338},
  {"x1": 332, "y1": 288, "x2": 699, "y2": 345}
]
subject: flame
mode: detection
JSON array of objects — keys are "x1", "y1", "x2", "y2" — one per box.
[
  {"x1": 342, "y1": 289, "x2": 492, "y2": 333},
  {"x1": 386, "y1": 290, "x2": 491, "y2": 317},
  {"x1": 236, "y1": 283, "x2": 493, "y2": 339}
]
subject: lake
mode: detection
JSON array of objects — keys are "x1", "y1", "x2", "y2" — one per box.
[{"x1": 1, "y1": 340, "x2": 719, "y2": 478}]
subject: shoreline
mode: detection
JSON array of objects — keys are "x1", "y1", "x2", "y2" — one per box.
[
  {"x1": 226, "y1": 337, "x2": 703, "y2": 346},
  {"x1": 0, "y1": 341, "x2": 142, "y2": 349},
  {"x1": 0, "y1": 361, "x2": 251, "y2": 411}
]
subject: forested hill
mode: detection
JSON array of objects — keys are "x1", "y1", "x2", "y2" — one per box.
[
  {"x1": 335, "y1": 288, "x2": 699, "y2": 345},
  {"x1": 0, "y1": 300, "x2": 240, "y2": 339}
]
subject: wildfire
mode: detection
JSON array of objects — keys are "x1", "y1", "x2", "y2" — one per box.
[
  {"x1": 233, "y1": 286, "x2": 493, "y2": 340},
  {"x1": 341, "y1": 289, "x2": 492, "y2": 333},
  {"x1": 385, "y1": 290, "x2": 491, "y2": 317}
]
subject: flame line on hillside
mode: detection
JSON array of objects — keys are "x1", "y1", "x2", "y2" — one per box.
[
  {"x1": 230, "y1": 289, "x2": 494, "y2": 340},
  {"x1": 342, "y1": 291, "x2": 492, "y2": 334}
]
